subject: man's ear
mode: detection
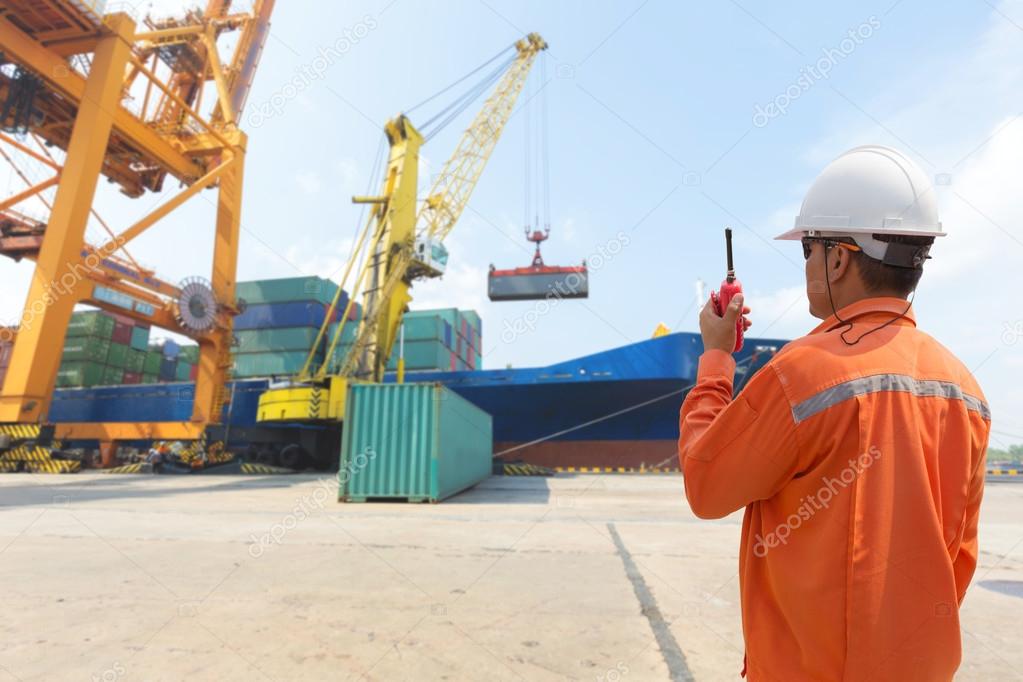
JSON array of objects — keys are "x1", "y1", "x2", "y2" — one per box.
[{"x1": 828, "y1": 246, "x2": 853, "y2": 283}]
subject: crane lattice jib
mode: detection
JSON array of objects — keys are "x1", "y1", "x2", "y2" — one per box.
[{"x1": 416, "y1": 33, "x2": 547, "y2": 243}]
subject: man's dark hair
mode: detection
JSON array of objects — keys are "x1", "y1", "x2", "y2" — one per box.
[{"x1": 844, "y1": 234, "x2": 934, "y2": 297}]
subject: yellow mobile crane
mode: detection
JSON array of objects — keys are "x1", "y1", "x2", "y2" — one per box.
[{"x1": 257, "y1": 33, "x2": 547, "y2": 425}]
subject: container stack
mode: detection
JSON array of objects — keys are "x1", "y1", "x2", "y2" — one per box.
[
  {"x1": 146, "y1": 339, "x2": 199, "y2": 384},
  {"x1": 57, "y1": 311, "x2": 153, "y2": 388},
  {"x1": 233, "y1": 276, "x2": 347, "y2": 378},
  {"x1": 327, "y1": 308, "x2": 482, "y2": 374}
]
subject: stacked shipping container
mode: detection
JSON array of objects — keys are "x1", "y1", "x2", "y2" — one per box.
[
  {"x1": 232, "y1": 276, "x2": 347, "y2": 377},
  {"x1": 326, "y1": 308, "x2": 483, "y2": 374},
  {"x1": 57, "y1": 311, "x2": 157, "y2": 388}
]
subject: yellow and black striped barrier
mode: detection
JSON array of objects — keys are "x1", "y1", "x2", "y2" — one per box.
[
  {"x1": 241, "y1": 462, "x2": 298, "y2": 475},
  {"x1": 0, "y1": 461, "x2": 21, "y2": 473},
  {"x1": 0, "y1": 424, "x2": 40, "y2": 440},
  {"x1": 554, "y1": 466, "x2": 679, "y2": 474},
  {"x1": 104, "y1": 462, "x2": 145, "y2": 474},
  {"x1": 988, "y1": 469, "x2": 1021, "y2": 477},
  {"x1": 24, "y1": 460, "x2": 81, "y2": 474},
  {"x1": 2, "y1": 446, "x2": 54, "y2": 463},
  {"x1": 501, "y1": 463, "x2": 554, "y2": 476}
]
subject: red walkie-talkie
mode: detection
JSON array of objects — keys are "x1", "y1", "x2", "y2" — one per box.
[{"x1": 710, "y1": 227, "x2": 744, "y2": 352}]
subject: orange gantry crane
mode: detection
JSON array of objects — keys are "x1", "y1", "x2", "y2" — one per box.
[{"x1": 0, "y1": 0, "x2": 273, "y2": 453}]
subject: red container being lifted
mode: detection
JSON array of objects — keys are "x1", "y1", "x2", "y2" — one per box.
[{"x1": 488, "y1": 228, "x2": 589, "y2": 302}]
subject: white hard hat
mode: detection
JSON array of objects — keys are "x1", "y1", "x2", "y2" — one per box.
[{"x1": 776, "y1": 145, "x2": 945, "y2": 264}]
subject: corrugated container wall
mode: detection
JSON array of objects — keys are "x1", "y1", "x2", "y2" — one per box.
[{"x1": 339, "y1": 383, "x2": 492, "y2": 503}]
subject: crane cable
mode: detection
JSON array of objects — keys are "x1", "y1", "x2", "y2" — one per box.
[
  {"x1": 522, "y1": 53, "x2": 551, "y2": 234},
  {"x1": 419, "y1": 54, "x2": 516, "y2": 141}
]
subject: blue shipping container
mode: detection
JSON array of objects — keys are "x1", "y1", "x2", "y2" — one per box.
[{"x1": 234, "y1": 299, "x2": 345, "y2": 330}]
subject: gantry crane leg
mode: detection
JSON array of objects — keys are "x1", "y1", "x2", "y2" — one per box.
[
  {"x1": 193, "y1": 143, "x2": 245, "y2": 425},
  {"x1": 0, "y1": 14, "x2": 135, "y2": 425}
]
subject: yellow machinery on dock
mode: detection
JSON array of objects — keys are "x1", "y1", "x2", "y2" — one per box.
[
  {"x1": 256, "y1": 33, "x2": 548, "y2": 424},
  {"x1": 0, "y1": 1, "x2": 274, "y2": 454}
]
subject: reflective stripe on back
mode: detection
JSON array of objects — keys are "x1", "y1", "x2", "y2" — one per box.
[{"x1": 791, "y1": 374, "x2": 991, "y2": 423}]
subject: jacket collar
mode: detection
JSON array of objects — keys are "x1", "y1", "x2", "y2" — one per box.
[{"x1": 810, "y1": 296, "x2": 916, "y2": 335}]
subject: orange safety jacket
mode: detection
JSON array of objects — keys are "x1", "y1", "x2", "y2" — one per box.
[{"x1": 678, "y1": 297, "x2": 990, "y2": 681}]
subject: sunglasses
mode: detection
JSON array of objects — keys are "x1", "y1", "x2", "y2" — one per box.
[{"x1": 801, "y1": 237, "x2": 862, "y2": 260}]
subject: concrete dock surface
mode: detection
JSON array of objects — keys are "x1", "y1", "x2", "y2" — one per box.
[{"x1": 0, "y1": 473, "x2": 1020, "y2": 681}]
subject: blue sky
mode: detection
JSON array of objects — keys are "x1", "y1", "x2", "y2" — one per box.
[{"x1": 2, "y1": 0, "x2": 1021, "y2": 446}]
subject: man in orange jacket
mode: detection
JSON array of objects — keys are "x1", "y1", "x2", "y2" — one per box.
[{"x1": 679, "y1": 145, "x2": 990, "y2": 681}]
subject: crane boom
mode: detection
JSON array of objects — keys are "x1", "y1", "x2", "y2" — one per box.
[
  {"x1": 256, "y1": 33, "x2": 547, "y2": 425},
  {"x1": 418, "y1": 33, "x2": 547, "y2": 243}
]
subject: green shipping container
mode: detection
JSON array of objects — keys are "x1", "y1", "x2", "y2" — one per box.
[
  {"x1": 400, "y1": 315, "x2": 445, "y2": 342},
  {"x1": 236, "y1": 276, "x2": 339, "y2": 306},
  {"x1": 124, "y1": 348, "x2": 146, "y2": 373},
  {"x1": 175, "y1": 362, "x2": 193, "y2": 381},
  {"x1": 67, "y1": 310, "x2": 115, "y2": 339},
  {"x1": 56, "y1": 361, "x2": 105, "y2": 388},
  {"x1": 339, "y1": 383, "x2": 492, "y2": 503},
  {"x1": 233, "y1": 351, "x2": 321, "y2": 377},
  {"x1": 130, "y1": 326, "x2": 150, "y2": 351},
  {"x1": 235, "y1": 327, "x2": 322, "y2": 353},
  {"x1": 143, "y1": 351, "x2": 163, "y2": 375},
  {"x1": 106, "y1": 342, "x2": 129, "y2": 368},
  {"x1": 142, "y1": 372, "x2": 158, "y2": 384},
  {"x1": 62, "y1": 336, "x2": 110, "y2": 363},
  {"x1": 387, "y1": 340, "x2": 451, "y2": 371},
  {"x1": 178, "y1": 345, "x2": 199, "y2": 363},
  {"x1": 102, "y1": 366, "x2": 124, "y2": 385},
  {"x1": 406, "y1": 307, "x2": 458, "y2": 328}
]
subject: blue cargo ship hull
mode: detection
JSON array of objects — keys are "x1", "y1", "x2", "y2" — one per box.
[
  {"x1": 48, "y1": 332, "x2": 787, "y2": 469},
  {"x1": 396, "y1": 332, "x2": 787, "y2": 468}
]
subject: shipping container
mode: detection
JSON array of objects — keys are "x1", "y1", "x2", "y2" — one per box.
[
  {"x1": 236, "y1": 276, "x2": 340, "y2": 306},
  {"x1": 159, "y1": 357, "x2": 177, "y2": 382},
  {"x1": 235, "y1": 327, "x2": 323, "y2": 353},
  {"x1": 122, "y1": 371, "x2": 141, "y2": 384},
  {"x1": 57, "y1": 361, "x2": 105, "y2": 388},
  {"x1": 233, "y1": 351, "x2": 322, "y2": 377},
  {"x1": 234, "y1": 301, "x2": 340, "y2": 330},
  {"x1": 189, "y1": 364, "x2": 198, "y2": 381},
  {"x1": 62, "y1": 336, "x2": 110, "y2": 363},
  {"x1": 178, "y1": 345, "x2": 199, "y2": 363},
  {"x1": 106, "y1": 342, "x2": 129, "y2": 368},
  {"x1": 103, "y1": 366, "x2": 124, "y2": 385},
  {"x1": 124, "y1": 348, "x2": 146, "y2": 373},
  {"x1": 67, "y1": 311, "x2": 115, "y2": 339},
  {"x1": 386, "y1": 340, "x2": 453, "y2": 371},
  {"x1": 130, "y1": 326, "x2": 150, "y2": 351},
  {"x1": 401, "y1": 315, "x2": 446, "y2": 342},
  {"x1": 339, "y1": 383, "x2": 492, "y2": 502},
  {"x1": 143, "y1": 351, "x2": 163, "y2": 375},
  {"x1": 111, "y1": 319, "x2": 132, "y2": 345},
  {"x1": 142, "y1": 372, "x2": 158, "y2": 385},
  {"x1": 175, "y1": 362, "x2": 193, "y2": 381}
]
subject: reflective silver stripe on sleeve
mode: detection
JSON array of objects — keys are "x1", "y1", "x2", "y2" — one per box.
[{"x1": 791, "y1": 374, "x2": 992, "y2": 423}]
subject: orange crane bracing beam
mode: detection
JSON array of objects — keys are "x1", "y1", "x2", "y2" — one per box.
[{"x1": 0, "y1": 0, "x2": 275, "y2": 448}]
